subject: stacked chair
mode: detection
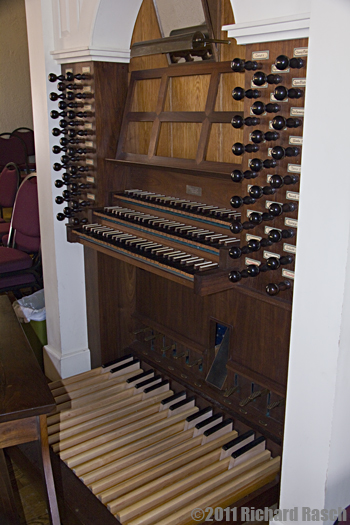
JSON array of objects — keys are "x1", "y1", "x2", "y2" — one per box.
[
  {"x1": 11, "y1": 127, "x2": 36, "y2": 171},
  {"x1": 0, "y1": 162, "x2": 20, "y2": 242},
  {"x1": 0, "y1": 173, "x2": 42, "y2": 297},
  {"x1": 0, "y1": 132, "x2": 29, "y2": 176}
]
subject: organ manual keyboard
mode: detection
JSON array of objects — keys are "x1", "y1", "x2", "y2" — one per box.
[{"x1": 48, "y1": 5, "x2": 307, "y2": 523}]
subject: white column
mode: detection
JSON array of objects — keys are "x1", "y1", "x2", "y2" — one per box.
[
  {"x1": 25, "y1": 0, "x2": 90, "y2": 380},
  {"x1": 280, "y1": 0, "x2": 350, "y2": 522}
]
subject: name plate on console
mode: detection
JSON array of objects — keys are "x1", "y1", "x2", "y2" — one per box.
[
  {"x1": 252, "y1": 50, "x2": 269, "y2": 60},
  {"x1": 283, "y1": 243, "x2": 297, "y2": 254},
  {"x1": 246, "y1": 234, "x2": 262, "y2": 242},
  {"x1": 86, "y1": 176, "x2": 95, "y2": 183},
  {"x1": 87, "y1": 193, "x2": 95, "y2": 201},
  {"x1": 282, "y1": 269, "x2": 295, "y2": 279},
  {"x1": 86, "y1": 159, "x2": 94, "y2": 165},
  {"x1": 289, "y1": 136, "x2": 303, "y2": 146},
  {"x1": 292, "y1": 78, "x2": 306, "y2": 87},
  {"x1": 263, "y1": 251, "x2": 280, "y2": 260},
  {"x1": 186, "y1": 185, "x2": 202, "y2": 196},
  {"x1": 287, "y1": 164, "x2": 301, "y2": 174},
  {"x1": 285, "y1": 218, "x2": 298, "y2": 228},
  {"x1": 290, "y1": 107, "x2": 304, "y2": 117},
  {"x1": 286, "y1": 191, "x2": 299, "y2": 201},
  {"x1": 245, "y1": 258, "x2": 261, "y2": 266},
  {"x1": 294, "y1": 47, "x2": 308, "y2": 57}
]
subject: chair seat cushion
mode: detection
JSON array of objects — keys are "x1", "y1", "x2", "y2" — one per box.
[
  {"x1": 0, "y1": 273, "x2": 36, "y2": 288},
  {"x1": 0, "y1": 246, "x2": 33, "y2": 273}
]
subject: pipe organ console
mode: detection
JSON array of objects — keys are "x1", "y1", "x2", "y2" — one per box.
[{"x1": 48, "y1": 12, "x2": 307, "y2": 524}]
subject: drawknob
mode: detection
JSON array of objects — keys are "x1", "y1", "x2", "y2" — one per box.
[
  {"x1": 275, "y1": 55, "x2": 305, "y2": 70},
  {"x1": 252, "y1": 72, "x2": 283, "y2": 86},
  {"x1": 232, "y1": 87, "x2": 260, "y2": 100},
  {"x1": 268, "y1": 202, "x2": 298, "y2": 217},
  {"x1": 232, "y1": 143, "x2": 259, "y2": 155},
  {"x1": 230, "y1": 195, "x2": 256, "y2": 209},
  {"x1": 231, "y1": 58, "x2": 260, "y2": 72},
  {"x1": 249, "y1": 158, "x2": 277, "y2": 172},
  {"x1": 269, "y1": 174, "x2": 299, "y2": 188},
  {"x1": 271, "y1": 146, "x2": 300, "y2": 160},
  {"x1": 251, "y1": 102, "x2": 280, "y2": 115},
  {"x1": 230, "y1": 170, "x2": 258, "y2": 182},
  {"x1": 271, "y1": 116, "x2": 303, "y2": 130},
  {"x1": 274, "y1": 86, "x2": 304, "y2": 100},
  {"x1": 231, "y1": 116, "x2": 260, "y2": 128},
  {"x1": 266, "y1": 281, "x2": 292, "y2": 296}
]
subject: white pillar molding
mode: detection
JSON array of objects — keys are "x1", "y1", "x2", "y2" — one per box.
[
  {"x1": 280, "y1": 0, "x2": 350, "y2": 521},
  {"x1": 223, "y1": 13, "x2": 310, "y2": 45},
  {"x1": 229, "y1": 0, "x2": 311, "y2": 25},
  {"x1": 225, "y1": 0, "x2": 311, "y2": 44},
  {"x1": 50, "y1": 0, "x2": 142, "y2": 64},
  {"x1": 25, "y1": 0, "x2": 90, "y2": 380}
]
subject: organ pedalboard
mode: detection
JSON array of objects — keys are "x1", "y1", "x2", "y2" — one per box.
[{"x1": 47, "y1": 36, "x2": 307, "y2": 525}]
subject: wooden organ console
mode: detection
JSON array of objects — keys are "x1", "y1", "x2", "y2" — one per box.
[{"x1": 48, "y1": 4, "x2": 307, "y2": 523}]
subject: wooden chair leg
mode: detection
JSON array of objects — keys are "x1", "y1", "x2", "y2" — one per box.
[
  {"x1": 37, "y1": 415, "x2": 61, "y2": 525},
  {"x1": 0, "y1": 449, "x2": 20, "y2": 525}
]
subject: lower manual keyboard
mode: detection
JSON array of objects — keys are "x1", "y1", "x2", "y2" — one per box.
[{"x1": 77, "y1": 224, "x2": 219, "y2": 280}]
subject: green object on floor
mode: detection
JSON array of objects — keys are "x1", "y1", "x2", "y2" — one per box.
[{"x1": 22, "y1": 320, "x2": 47, "y2": 371}]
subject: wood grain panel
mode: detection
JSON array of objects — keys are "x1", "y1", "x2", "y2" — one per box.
[
  {"x1": 215, "y1": 72, "x2": 245, "y2": 112},
  {"x1": 130, "y1": 78, "x2": 162, "y2": 112},
  {"x1": 165, "y1": 75, "x2": 211, "y2": 112},
  {"x1": 124, "y1": 121, "x2": 154, "y2": 155},
  {"x1": 157, "y1": 122, "x2": 202, "y2": 159},
  {"x1": 156, "y1": 120, "x2": 172, "y2": 157},
  {"x1": 207, "y1": 123, "x2": 243, "y2": 163}
]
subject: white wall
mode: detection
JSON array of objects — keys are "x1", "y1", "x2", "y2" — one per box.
[
  {"x1": 0, "y1": 0, "x2": 33, "y2": 133},
  {"x1": 281, "y1": 0, "x2": 350, "y2": 520}
]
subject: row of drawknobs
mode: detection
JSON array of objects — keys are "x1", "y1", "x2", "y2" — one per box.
[
  {"x1": 228, "y1": 54, "x2": 305, "y2": 296},
  {"x1": 48, "y1": 72, "x2": 95, "y2": 225}
]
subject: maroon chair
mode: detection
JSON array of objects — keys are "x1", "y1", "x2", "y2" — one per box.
[
  {"x1": 11, "y1": 127, "x2": 36, "y2": 171},
  {"x1": 0, "y1": 162, "x2": 20, "y2": 221},
  {"x1": 0, "y1": 133, "x2": 29, "y2": 175},
  {"x1": 0, "y1": 174, "x2": 42, "y2": 296}
]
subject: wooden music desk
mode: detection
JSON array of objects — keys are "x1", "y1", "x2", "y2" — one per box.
[{"x1": 0, "y1": 295, "x2": 60, "y2": 525}]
